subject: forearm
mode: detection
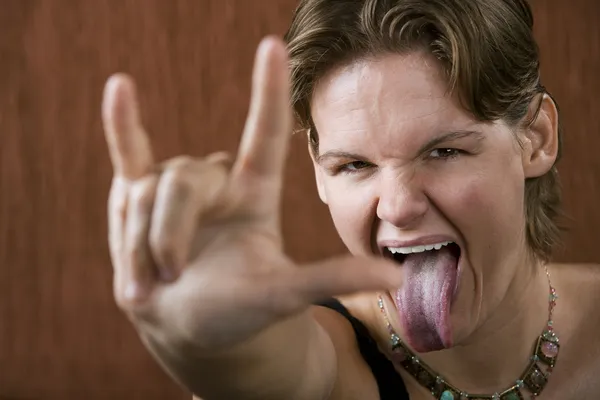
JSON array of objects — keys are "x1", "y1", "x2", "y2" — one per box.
[{"x1": 142, "y1": 311, "x2": 336, "y2": 400}]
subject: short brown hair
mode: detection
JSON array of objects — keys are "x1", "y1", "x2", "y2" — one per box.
[{"x1": 284, "y1": 0, "x2": 562, "y2": 261}]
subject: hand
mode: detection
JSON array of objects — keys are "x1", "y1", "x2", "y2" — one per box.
[{"x1": 103, "y1": 36, "x2": 403, "y2": 354}]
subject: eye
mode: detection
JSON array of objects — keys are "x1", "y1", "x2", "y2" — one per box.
[
  {"x1": 429, "y1": 148, "x2": 462, "y2": 160},
  {"x1": 338, "y1": 161, "x2": 372, "y2": 173}
]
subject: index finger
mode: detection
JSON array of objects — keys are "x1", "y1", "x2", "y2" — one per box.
[
  {"x1": 102, "y1": 73, "x2": 155, "y2": 180},
  {"x1": 233, "y1": 36, "x2": 293, "y2": 182}
]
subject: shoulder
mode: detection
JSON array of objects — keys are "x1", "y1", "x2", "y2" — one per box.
[
  {"x1": 551, "y1": 263, "x2": 600, "y2": 353},
  {"x1": 551, "y1": 262, "x2": 600, "y2": 300},
  {"x1": 311, "y1": 302, "x2": 381, "y2": 400},
  {"x1": 551, "y1": 262, "x2": 600, "y2": 323},
  {"x1": 548, "y1": 263, "x2": 600, "y2": 397},
  {"x1": 551, "y1": 262, "x2": 600, "y2": 278}
]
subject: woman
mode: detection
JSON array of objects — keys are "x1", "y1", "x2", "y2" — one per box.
[{"x1": 102, "y1": 0, "x2": 600, "y2": 399}]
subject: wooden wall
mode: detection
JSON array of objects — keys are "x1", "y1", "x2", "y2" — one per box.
[{"x1": 0, "y1": 0, "x2": 598, "y2": 398}]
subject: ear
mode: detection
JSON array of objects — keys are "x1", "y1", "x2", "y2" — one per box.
[
  {"x1": 521, "y1": 94, "x2": 560, "y2": 178},
  {"x1": 307, "y1": 133, "x2": 328, "y2": 204}
]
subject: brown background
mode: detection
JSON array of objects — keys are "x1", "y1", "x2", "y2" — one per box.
[{"x1": 0, "y1": 0, "x2": 598, "y2": 398}]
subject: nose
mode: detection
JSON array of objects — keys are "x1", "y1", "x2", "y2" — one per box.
[{"x1": 376, "y1": 173, "x2": 428, "y2": 229}]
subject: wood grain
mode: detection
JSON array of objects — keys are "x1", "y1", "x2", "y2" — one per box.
[{"x1": 0, "y1": 0, "x2": 598, "y2": 398}]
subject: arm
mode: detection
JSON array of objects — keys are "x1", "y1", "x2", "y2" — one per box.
[
  {"x1": 102, "y1": 37, "x2": 400, "y2": 400},
  {"x1": 183, "y1": 304, "x2": 380, "y2": 400},
  {"x1": 161, "y1": 311, "x2": 337, "y2": 400}
]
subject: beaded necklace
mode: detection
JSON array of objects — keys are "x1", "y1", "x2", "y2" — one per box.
[{"x1": 377, "y1": 267, "x2": 559, "y2": 399}]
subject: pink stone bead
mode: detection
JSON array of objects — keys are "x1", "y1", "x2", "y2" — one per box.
[
  {"x1": 542, "y1": 342, "x2": 559, "y2": 358},
  {"x1": 392, "y1": 347, "x2": 407, "y2": 362}
]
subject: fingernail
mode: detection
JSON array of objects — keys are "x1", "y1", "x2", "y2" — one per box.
[
  {"x1": 159, "y1": 267, "x2": 177, "y2": 282},
  {"x1": 124, "y1": 282, "x2": 148, "y2": 301}
]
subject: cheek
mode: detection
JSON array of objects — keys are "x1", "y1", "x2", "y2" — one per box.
[
  {"x1": 323, "y1": 181, "x2": 375, "y2": 255},
  {"x1": 429, "y1": 160, "x2": 526, "y2": 254}
]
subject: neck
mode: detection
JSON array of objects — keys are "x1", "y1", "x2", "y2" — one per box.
[{"x1": 376, "y1": 255, "x2": 552, "y2": 394}]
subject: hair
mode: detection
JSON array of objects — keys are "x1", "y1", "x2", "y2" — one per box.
[{"x1": 284, "y1": 0, "x2": 563, "y2": 262}]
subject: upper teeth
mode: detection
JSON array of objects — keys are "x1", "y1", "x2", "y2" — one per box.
[{"x1": 387, "y1": 241, "x2": 453, "y2": 254}]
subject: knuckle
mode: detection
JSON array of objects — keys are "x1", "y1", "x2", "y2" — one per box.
[
  {"x1": 113, "y1": 278, "x2": 152, "y2": 318},
  {"x1": 127, "y1": 244, "x2": 148, "y2": 272},
  {"x1": 113, "y1": 196, "x2": 128, "y2": 219},
  {"x1": 113, "y1": 277, "x2": 134, "y2": 311},
  {"x1": 161, "y1": 168, "x2": 194, "y2": 200},
  {"x1": 114, "y1": 290, "x2": 147, "y2": 318},
  {"x1": 161, "y1": 155, "x2": 229, "y2": 202},
  {"x1": 109, "y1": 180, "x2": 128, "y2": 217},
  {"x1": 149, "y1": 229, "x2": 178, "y2": 268},
  {"x1": 164, "y1": 155, "x2": 195, "y2": 170},
  {"x1": 256, "y1": 269, "x2": 304, "y2": 317},
  {"x1": 108, "y1": 236, "x2": 125, "y2": 265},
  {"x1": 114, "y1": 288, "x2": 133, "y2": 311},
  {"x1": 206, "y1": 151, "x2": 233, "y2": 169},
  {"x1": 129, "y1": 179, "x2": 156, "y2": 213}
]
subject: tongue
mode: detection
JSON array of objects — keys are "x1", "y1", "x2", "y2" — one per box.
[{"x1": 394, "y1": 247, "x2": 457, "y2": 353}]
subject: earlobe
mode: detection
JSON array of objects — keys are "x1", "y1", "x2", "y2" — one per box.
[{"x1": 522, "y1": 94, "x2": 560, "y2": 178}]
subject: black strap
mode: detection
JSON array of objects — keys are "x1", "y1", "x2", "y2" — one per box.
[{"x1": 317, "y1": 298, "x2": 409, "y2": 400}]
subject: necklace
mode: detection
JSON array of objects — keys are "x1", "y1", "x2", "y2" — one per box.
[{"x1": 377, "y1": 267, "x2": 559, "y2": 400}]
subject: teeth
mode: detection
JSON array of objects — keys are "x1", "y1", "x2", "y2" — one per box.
[{"x1": 387, "y1": 241, "x2": 453, "y2": 255}]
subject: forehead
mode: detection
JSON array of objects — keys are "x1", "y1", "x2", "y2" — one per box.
[{"x1": 311, "y1": 52, "x2": 474, "y2": 140}]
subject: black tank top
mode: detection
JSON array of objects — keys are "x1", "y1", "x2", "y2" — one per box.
[{"x1": 318, "y1": 298, "x2": 410, "y2": 400}]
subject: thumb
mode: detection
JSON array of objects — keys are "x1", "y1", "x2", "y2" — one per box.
[{"x1": 280, "y1": 256, "x2": 403, "y2": 312}]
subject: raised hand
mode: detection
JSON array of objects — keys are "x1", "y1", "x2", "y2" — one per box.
[{"x1": 103, "y1": 36, "x2": 402, "y2": 366}]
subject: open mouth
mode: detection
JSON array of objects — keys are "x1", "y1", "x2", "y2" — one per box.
[
  {"x1": 383, "y1": 241, "x2": 462, "y2": 303},
  {"x1": 383, "y1": 241, "x2": 462, "y2": 264},
  {"x1": 382, "y1": 240, "x2": 462, "y2": 352}
]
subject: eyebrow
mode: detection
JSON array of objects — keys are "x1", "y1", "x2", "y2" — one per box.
[
  {"x1": 316, "y1": 150, "x2": 364, "y2": 165},
  {"x1": 316, "y1": 129, "x2": 485, "y2": 164},
  {"x1": 417, "y1": 129, "x2": 485, "y2": 154}
]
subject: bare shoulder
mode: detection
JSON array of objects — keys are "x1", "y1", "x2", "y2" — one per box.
[
  {"x1": 547, "y1": 263, "x2": 600, "y2": 397},
  {"x1": 550, "y1": 262, "x2": 600, "y2": 298},
  {"x1": 550, "y1": 262, "x2": 600, "y2": 325},
  {"x1": 497, "y1": 263, "x2": 600, "y2": 398},
  {"x1": 544, "y1": 262, "x2": 600, "y2": 357},
  {"x1": 551, "y1": 261, "x2": 600, "y2": 277},
  {"x1": 310, "y1": 303, "x2": 381, "y2": 400}
]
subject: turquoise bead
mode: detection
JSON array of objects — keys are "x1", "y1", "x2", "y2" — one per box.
[{"x1": 440, "y1": 390, "x2": 455, "y2": 400}]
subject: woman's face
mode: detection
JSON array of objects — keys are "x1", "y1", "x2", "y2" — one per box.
[{"x1": 310, "y1": 52, "x2": 546, "y2": 349}]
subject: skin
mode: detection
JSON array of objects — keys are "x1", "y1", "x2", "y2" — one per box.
[
  {"x1": 310, "y1": 52, "x2": 600, "y2": 398},
  {"x1": 103, "y1": 37, "x2": 404, "y2": 400},
  {"x1": 102, "y1": 37, "x2": 600, "y2": 400}
]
